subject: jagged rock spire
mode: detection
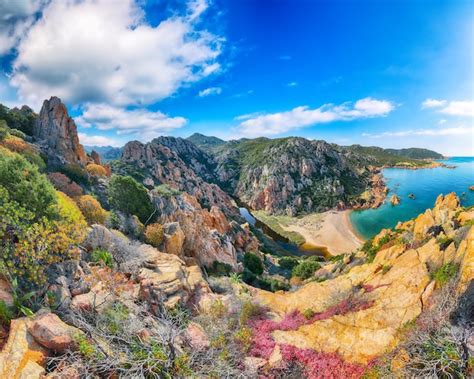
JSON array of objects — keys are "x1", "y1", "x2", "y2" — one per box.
[{"x1": 34, "y1": 96, "x2": 87, "y2": 166}]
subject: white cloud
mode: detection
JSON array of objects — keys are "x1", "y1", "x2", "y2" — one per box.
[
  {"x1": 237, "y1": 97, "x2": 395, "y2": 137},
  {"x1": 0, "y1": 0, "x2": 44, "y2": 54},
  {"x1": 422, "y1": 99, "x2": 474, "y2": 116},
  {"x1": 421, "y1": 98, "x2": 447, "y2": 109},
  {"x1": 362, "y1": 126, "x2": 473, "y2": 138},
  {"x1": 8, "y1": 0, "x2": 222, "y2": 108},
  {"x1": 287, "y1": 81, "x2": 298, "y2": 87},
  {"x1": 438, "y1": 119, "x2": 447, "y2": 125},
  {"x1": 78, "y1": 133, "x2": 121, "y2": 147},
  {"x1": 439, "y1": 101, "x2": 474, "y2": 116},
  {"x1": 198, "y1": 86, "x2": 222, "y2": 97},
  {"x1": 77, "y1": 104, "x2": 187, "y2": 141}
]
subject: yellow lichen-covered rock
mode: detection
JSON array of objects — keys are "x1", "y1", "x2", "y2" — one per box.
[
  {"x1": 413, "y1": 209, "x2": 435, "y2": 239},
  {"x1": 0, "y1": 318, "x2": 47, "y2": 378},
  {"x1": 458, "y1": 209, "x2": 474, "y2": 226},
  {"x1": 457, "y1": 226, "x2": 474, "y2": 294}
]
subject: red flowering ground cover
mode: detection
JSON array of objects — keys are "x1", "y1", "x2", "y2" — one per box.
[{"x1": 248, "y1": 294, "x2": 375, "y2": 378}]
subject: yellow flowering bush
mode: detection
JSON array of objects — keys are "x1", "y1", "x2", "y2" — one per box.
[
  {"x1": 86, "y1": 163, "x2": 108, "y2": 177},
  {"x1": 76, "y1": 194, "x2": 109, "y2": 225}
]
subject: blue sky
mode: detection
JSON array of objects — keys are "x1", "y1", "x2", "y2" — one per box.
[{"x1": 0, "y1": 0, "x2": 473, "y2": 155}]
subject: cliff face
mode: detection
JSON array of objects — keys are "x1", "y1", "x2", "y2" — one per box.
[
  {"x1": 212, "y1": 137, "x2": 377, "y2": 215},
  {"x1": 34, "y1": 97, "x2": 87, "y2": 166},
  {"x1": 120, "y1": 137, "x2": 236, "y2": 214}
]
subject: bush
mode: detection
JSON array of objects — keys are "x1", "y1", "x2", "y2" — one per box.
[
  {"x1": 60, "y1": 163, "x2": 89, "y2": 186},
  {"x1": 0, "y1": 187, "x2": 87, "y2": 290},
  {"x1": 243, "y1": 252, "x2": 264, "y2": 275},
  {"x1": 154, "y1": 184, "x2": 181, "y2": 198},
  {"x1": 144, "y1": 223, "x2": 164, "y2": 247},
  {"x1": 291, "y1": 260, "x2": 320, "y2": 280},
  {"x1": 86, "y1": 163, "x2": 108, "y2": 177},
  {"x1": 0, "y1": 136, "x2": 45, "y2": 169},
  {"x1": 431, "y1": 263, "x2": 459, "y2": 286},
  {"x1": 207, "y1": 261, "x2": 233, "y2": 277},
  {"x1": 47, "y1": 172, "x2": 83, "y2": 198},
  {"x1": 279, "y1": 256, "x2": 299, "y2": 270},
  {"x1": 0, "y1": 147, "x2": 57, "y2": 220},
  {"x1": 76, "y1": 195, "x2": 108, "y2": 225},
  {"x1": 107, "y1": 175, "x2": 154, "y2": 223}
]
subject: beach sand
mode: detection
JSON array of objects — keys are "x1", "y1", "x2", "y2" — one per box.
[{"x1": 281, "y1": 210, "x2": 363, "y2": 256}]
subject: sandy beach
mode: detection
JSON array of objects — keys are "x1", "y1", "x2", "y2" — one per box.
[{"x1": 280, "y1": 210, "x2": 364, "y2": 256}]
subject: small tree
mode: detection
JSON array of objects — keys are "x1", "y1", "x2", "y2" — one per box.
[{"x1": 107, "y1": 175, "x2": 154, "y2": 224}]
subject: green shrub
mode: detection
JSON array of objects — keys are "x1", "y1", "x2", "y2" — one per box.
[
  {"x1": 207, "y1": 261, "x2": 233, "y2": 277},
  {"x1": 91, "y1": 249, "x2": 113, "y2": 267},
  {"x1": 107, "y1": 175, "x2": 154, "y2": 223},
  {"x1": 292, "y1": 260, "x2": 320, "y2": 280},
  {"x1": 0, "y1": 147, "x2": 57, "y2": 220},
  {"x1": 257, "y1": 277, "x2": 290, "y2": 292},
  {"x1": 279, "y1": 256, "x2": 299, "y2": 270},
  {"x1": 431, "y1": 263, "x2": 459, "y2": 286},
  {"x1": 243, "y1": 252, "x2": 264, "y2": 275},
  {"x1": 60, "y1": 163, "x2": 90, "y2": 186},
  {"x1": 154, "y1": 184, "x2": 181, "y2": 198},
  {"x1": 8, "y1": 128, "x2": 26, "y2": 139},
  {"x1": 303, "y1": 308, "x2": 315, "y2": 320}
]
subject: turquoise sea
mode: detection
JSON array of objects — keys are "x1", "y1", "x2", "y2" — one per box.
[{"x1": 350, "y1": 157, "x2": 474, "y2": 240}]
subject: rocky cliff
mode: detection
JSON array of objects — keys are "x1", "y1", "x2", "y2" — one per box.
[
  {"x1": 119, "y1": 137, "x2": 236, "y2": 214},
  {"x1": 34, "y1": 96, "x2": 88, "y2": 166},
  {"x1": 211, "y1": 137, "x2": 378, "y2": 215}
]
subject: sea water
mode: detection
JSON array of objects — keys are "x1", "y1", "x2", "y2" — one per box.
[{"x1": 350, "y1": 157, "x2": 474, "y2": 239}]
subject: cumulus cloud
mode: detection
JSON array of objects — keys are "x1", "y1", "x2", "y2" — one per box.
[
  {"x1": 198, "y1": 86, "x2": 222, "y2": 97},
  {"x1": 0, "y1": 0, "x2": 44, "y2": 54},
  {"x1": 421, "y1": 99, "x2": 474, "y2": 116},
  {"x1": 77, "y1": 133, "x2": 121, "y2": 147},
  {"x1": 8, "y1": 0, "x2": 222, "y2": 108},
  {"x1": 76, "y1": 104, "x2": 187, "y2": 141},
  {"x1": 237, "y1": 97, "x2": 395, "y2": 137},
  {"x1": 362, "y1": 126, "x2": 473, "y2": 138}
]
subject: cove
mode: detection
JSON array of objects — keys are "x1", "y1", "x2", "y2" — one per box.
[
  {"x1": 238, "y1": 207, "x2": 328, "y2": 257},
  {"x1": 350, "y1": 157, "x2": 474, "y2": 240}
]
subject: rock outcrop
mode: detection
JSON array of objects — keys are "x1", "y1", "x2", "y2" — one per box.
[
  {"x1": 83, "y1": 224, "x2": 211, "y2": 307},
  {"x1": 120, "y1": 137, "x2": 236, "y2": 215},
  {"x1": 34, "y1": 97, "x2": 87, "y2": 166},
  {"x1": 254, "y1": 193, "x2": 473, "y2": 364},
  {"x1": 390, "y1": 194, "x2": 400, "y2": 205},
  {"x1": 151, "y1": 192, "x2": 258, "y2": 269}
]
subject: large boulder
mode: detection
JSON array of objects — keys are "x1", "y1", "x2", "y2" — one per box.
[
  {"x1": 162, "y1": 222, "x2": 185, "y2": 256},
  {"x1": 28, "y1": 313, "x2": 82, "y2": 353}
]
